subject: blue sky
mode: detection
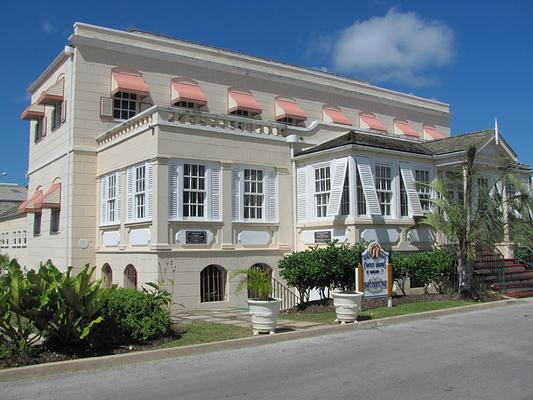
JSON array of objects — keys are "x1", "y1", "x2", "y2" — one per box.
[{"x1": 1, "y1": 1, "x2": 532, "y2": 185}]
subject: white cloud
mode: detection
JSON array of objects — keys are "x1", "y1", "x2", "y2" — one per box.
[
  {"x1": 328, "y1": 8, "x2": 455, "y2": 87},
  {"x1": 42, "y1": 19, "x2": 56, "y2": 35}
]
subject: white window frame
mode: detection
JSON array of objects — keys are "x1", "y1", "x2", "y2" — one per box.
[
  {"x1": 415, "y1": 168, "x2": 431, "y2": 213},
  {"x1": 182, "y1": 162, "x2": 207, "y2": 220},
  {"x1": 134, "y1": 165, "x2": 146, "y2": 220},
  {"x1": 101, "y1": 171, "x2": 121, "y2": 225},
  {"x1": 242, "y1": 168, "x2": 265, "y2": 221},
  {"x1": 126, "y1": 162, "x2": 152, "y2": 224},
  {"x1": 314, "y1": 164, "x2": 331, "y2": 219},
  {"x1": 375, "y1": 163, "x2": 394, "y2": 217},
  {"x1": 232, "y1": 165, "x2": 277, "y2": 223}
]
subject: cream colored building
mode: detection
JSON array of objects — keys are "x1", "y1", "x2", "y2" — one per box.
[{"x1": 3, "y1": 23, "x2": 530, "y2": 308}]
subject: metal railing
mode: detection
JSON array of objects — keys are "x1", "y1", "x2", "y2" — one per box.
[{"x1": 271, "y1": 277, "x2": 300, "y2": 311}]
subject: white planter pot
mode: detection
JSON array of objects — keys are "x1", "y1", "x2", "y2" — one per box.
[
  {"x1": 332, "y1": 291, "x2": 364, "y2": 324},
  {"x1": 248, "y1": 298, "x2": 282, "y2": 335}
]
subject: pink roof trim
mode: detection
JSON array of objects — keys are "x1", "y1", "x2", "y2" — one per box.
[
  {"x1": 228, "y1": 89, "x2": 262, "y2": 114},
  {"x1": 171, "y1": 80, "x2": 208, "y2": 105},
  {"x1": 275, "y1": 98, "x2": 308, "y2": 121},
  {"x1": 112, "y1": 71, "x2": 150, "y2": 97},
  {"x1": 323, "y1": 106, "x2": 352, "y2": 126},
  {"x1": 360, "y1": 113, "x2": 387, "y2": 132},
  {"x1": 35, "y1": 183, "x2": 61, "y2": 209},
  {"x1": 423, "y1": 125, "x2": 445, "y2": 140},
  {"x1": 394, "y1": 119, "x2": 419, "y2": 138}
]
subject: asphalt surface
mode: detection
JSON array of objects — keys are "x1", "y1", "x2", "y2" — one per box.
[{"x1": 2, "y1": 301, "x2": 533, "y2": 400}]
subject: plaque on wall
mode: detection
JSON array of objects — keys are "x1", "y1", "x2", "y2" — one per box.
[
  {"x1": 186, "y1": 231, "x2": 207, "y2": 244},
  {"x1": 314, "y1": 230, "x2": 332, "y2": 243}
]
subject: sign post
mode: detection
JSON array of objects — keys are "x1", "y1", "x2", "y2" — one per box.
[{"x1": 361, "y1": 242, "x2": 393, "y2": 307}]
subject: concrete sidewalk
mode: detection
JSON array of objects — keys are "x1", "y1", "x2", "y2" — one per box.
[{"x1": 172, "y1": 308, "x2": 325, "y2": 331}]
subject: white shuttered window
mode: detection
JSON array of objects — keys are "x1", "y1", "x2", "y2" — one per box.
[
  {"x1": 232, "y1": 166, "x2": 277, "y2": 223},
  {"x1": 100, "y1": 171, "x2": 121, "y2": 225},
  {"x1": 168, "y1": 160, "x2": 221, "y2": 221},
  {"x1": 126, "y1": 162, "x2": 153, "y2": 222}
]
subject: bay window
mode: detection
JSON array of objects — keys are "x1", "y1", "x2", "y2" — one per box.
[
  {"x1": 100, "y1": 171, "x2": 121, "y2": 225},
  {"x1": 375, "y1": 165, "x2": 392, "y2": 216},
  {"x1": 314, "y1": 166, "x2": 331, "y2": 218},
  {"x1": 126, "y1": 162, "x2": 152, "y2": 223},
  {"x1": 415, "y1": 169, "x2": 431, "y2": 211},
  {"x1": 183, "y1": 163, "x2": 206, "y2": 218}
]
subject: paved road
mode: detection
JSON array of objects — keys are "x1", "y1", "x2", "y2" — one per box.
[{"x1": 3, "y1": 301, "x2": 533, "y2": 400}]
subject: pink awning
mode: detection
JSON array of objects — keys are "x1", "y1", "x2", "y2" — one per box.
[
  {"x1": 171, "y1": 80, "x2": 208, "y2": 106},
  {"x1": 21, "y1": 104, "x2": 45, "y2": 121},
  {"x1": 35, "y1": 183, "x2": 61, "y2": 209},
  {"x1": 37, "y1": 78, "x2": 64, "y2": 105},
  {"x1": 228, "y1": 89, "x2": 262, "y2": 114},
  {"x1": 394, "y1": 119, "x2": 419, "y2": 138},
  {"x1": 275, "y1": 97, "x2": 308, "y2": 121},
  {"x1": 359, "y1": 113, "x2": 387, "y2": 132},
  {"x1": 111, "y1": 71, "x2": 150, "y2": 97},
  {"x1": 423, "y1": 125, "x2": 445, "y2": 140},
  {"x1": 323, "y1": 106, "x2": 352, "y2": 126},
  {"x1": 18, "y1": 190, "x2": 43, "y2": 214}
]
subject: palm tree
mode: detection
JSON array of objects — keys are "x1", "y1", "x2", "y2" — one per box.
[{"x1": 422, "y1": 145, "x2": 507, "y2": 294}]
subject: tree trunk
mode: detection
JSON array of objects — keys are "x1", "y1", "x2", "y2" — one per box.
[{"x1": 458, "y1": 254, "x2": 474, "y2": 295}]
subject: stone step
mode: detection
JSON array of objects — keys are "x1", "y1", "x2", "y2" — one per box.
[
  {"x1": 491, "y1": 280, "x2": 533, "y2": 290},
  {"x1": 483, "y1": 271, "x2": 533, "y2": 282},
  {"x1": 476, "y1": 265, "x2": 526, "y2": 275}
]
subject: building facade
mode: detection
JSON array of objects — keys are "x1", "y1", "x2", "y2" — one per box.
[{"x1": 3, "y1": 23, "x2": 530, "y2": 308}]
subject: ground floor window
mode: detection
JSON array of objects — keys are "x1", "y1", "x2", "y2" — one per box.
[
  {"x1": 102, "y1": 264, "x2": 113, "y2": 289},
  {"x1": 200, "y1": 265, "x2": 226, "y2": 302},
  {"x1": 124, "y1": 264, "x2": 137, "y2": 289}
]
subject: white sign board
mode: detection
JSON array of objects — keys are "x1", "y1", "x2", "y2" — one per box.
[{"x1": 361, "y1": 242, "x2": 389, "y2": 298}]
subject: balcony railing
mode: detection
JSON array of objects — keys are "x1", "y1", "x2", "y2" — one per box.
[{"x1": 97, "y1": 105, "x2": 287, "y2": 148}]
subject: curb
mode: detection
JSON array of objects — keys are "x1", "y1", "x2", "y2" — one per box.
[{"x1": 0, "y1": 298, "x2": 527, "y2": 383}]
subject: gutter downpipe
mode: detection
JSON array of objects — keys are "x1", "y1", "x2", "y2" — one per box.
[
  {"x1": 65, "y1": 45, "x2": 75, "y2": 267},
  {"x1": 287, "y1": 134, "x2": 299, "y2": 253}
]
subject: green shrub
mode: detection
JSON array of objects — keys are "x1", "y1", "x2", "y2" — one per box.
[
  {"x1": 232, "y1": 268, "x2": 272, "y2": 300},
  {"x1": 94, "y1": 286, "x2": 171, "y2": 344}
]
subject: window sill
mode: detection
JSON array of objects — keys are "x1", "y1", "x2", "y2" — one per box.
[
  {"x1": 232, "y1": 221, "x2": 279, "y2": 227},
  {"x1": 99, "y1": 223, "x2": 121, "y2": 229},
  {"x1": 169, "y1": 219, "x2": 224, "y2": 226},
  {"x1": 124, "y1": 220, "x2": 152, "y2": 227}
]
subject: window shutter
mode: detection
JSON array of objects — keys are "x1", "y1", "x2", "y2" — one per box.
[
  {"x1": 168, "y1": 160, "x2": 178, "y2": 219},
  {"x1": 232, "y1": 168, "x2": 241, "y2": 221},
  {"x1": 209, "y1": 164, "x2": 221, "y2": 221},
  {"x1": 266, "y1": 168, "x2": 277, "y2": 222},
  {"x1": 146, "y1": 162, "x2": 153, "y2": 220},
  {"x1": 400, "y1": 164, "x2": 423, "y2": 217},
  {"x1": 42, "y1": 116, "x2": 47, "y2": 137},
  {"x1": 356, "y1": 157, "x2": 381, "y2": 215},
  {"x1": 139, "y1": 102, "x2": 152, "y2": 112},
  {"x1": 296, "y1": 165, "x2": 308, "y2": 221},
  {"x1": 100, "y1": 97, "x2": 113, "y2": 118},
  {"x1": 60, "y1": 100, "x2": 67, "y2": 124},
  {"x1": 126, "y1": 167, "x2": 134, "y2": 222},
  {"x1": 115, "y1": 172, "x2": 122, "y2": 223},
  {"x1": 100, "y1": 177, "x2": 108, "y2": 225},
  {"x1": 326, "y1": 157, "x2": 348, "y2": 217}
]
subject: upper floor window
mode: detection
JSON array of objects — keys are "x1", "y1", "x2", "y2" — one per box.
[
  {"x1": 243, "y1": 169, "x2": 264, "y2": 220},
  {"x1": 183, "y1": 163, "x2": 206, "y2": 218},
  {"x1": 415, "y1": 169, "x2": 431, "y2": 211},
  {"x1": 101, "y1": 172, "x2": 121, "y2": 225},
  {"x1": 33, "y1": 212, "x2": 42, "y2": 236},
  {"x1": 34, "y1": 117, "x2": 46, "y2": 143},
  {"x1": 175, "y1": 100, "x2": 198, "y2": 110},
  {"x1": 50, "y1": 209, "x2": 60, "y2": 234},
  {"x1": 51, "y1": 100, "x2": 64, "y2": 130},
  {"x1": 375, "y1": 165, "x2": 392, "y2": 216},
  {"x1": 113, "y1": 92, "x2": 138, "y2": 120},
  {"x1": 314, "y1": 166, "x2": 331, "y2": 218},
  {"x1": 126, "y1": 162, "x2": 152, "y2": 223},
  {"x1": 340, "y1": 170, "x2": 350, "y2": 216}
]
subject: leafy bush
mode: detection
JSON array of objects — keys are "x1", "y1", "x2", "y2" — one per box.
[
  {"x1": 391, "y1": 249, "x2": 456, "y2": 294},
  {"x1": 279, "y1": 241, "x2": 367, "y2": 303},
  {"x1": 44, "y1": 264, "x2": 107, "y2": 346},
  {"x1": 94, "y1": 285, "x2": 171, "y2": 344}
]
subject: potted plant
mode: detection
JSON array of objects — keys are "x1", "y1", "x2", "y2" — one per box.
[
  {"x1": 325, "y1": 241, "x2": 364, "y2": 324},
  {"x1": 232, "y1": 268, "x2": 282, "y2": 335}
]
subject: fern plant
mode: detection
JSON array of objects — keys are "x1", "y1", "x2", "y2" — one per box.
[{"x1": 231, "y1": 268, "x2": 272, "y2": 301}]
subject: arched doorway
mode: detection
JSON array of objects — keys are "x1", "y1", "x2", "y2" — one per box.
[
  {"x1": 124, "y1": 264, "x2": 138, "y2": 289},
  {"x1": 200, "y1": 265, "x2": 226, "y2": 302},
  {"x1": 102, "y1": 263, "x2": 113, "y2": 288},
  {"x1": 248, "y1": 263, "x2": 273, "y2": 299}
]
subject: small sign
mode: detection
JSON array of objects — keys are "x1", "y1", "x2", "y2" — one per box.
[
  {"x1": 314, "y1": 230, "x2": 332, "y2": 243},
  {"x1": 185, "y1": 230, "x2": 207, "y2": 244},
  {"x1": 361, "y1": 242, "x2": 389, "y2": 298}
]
